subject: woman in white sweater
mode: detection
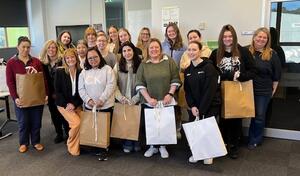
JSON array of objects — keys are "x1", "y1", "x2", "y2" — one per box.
[{"x1": 78, "y1": 47, "x2": 116, "y2": 161}]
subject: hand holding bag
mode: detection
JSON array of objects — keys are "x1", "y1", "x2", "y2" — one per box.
[
  {"x1": 16, "y1": 72, "x2": 46, "y2": 107},
  {"x1": 110, "y1": 103, "x2": 141, "y2": 141},
  {"x1": 221, "y1": 80, "x2": 255, "y2": 119},
  {"x1": 79, "y1": 105, "x2": 110, "y2": 148},
  {"x1": 183, "y1": 116, "x2": 227, "y2": 161},
  {"x1": 144, "y1": 101, "x2": 177, "y2": 145}
]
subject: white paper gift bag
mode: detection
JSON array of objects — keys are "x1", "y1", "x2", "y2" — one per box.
[
  {"x1": 144, "y1": 104, "x2": 177, "y2": 145},
  {"x1": 183, "y1": 116, "x2": 227, "y2": 161}
]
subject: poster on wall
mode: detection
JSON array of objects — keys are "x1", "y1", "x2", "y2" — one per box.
[
  {"x1": 93, "y1": 23, "x2": 103, "y2": 32},
  {"x1": 162, "y1": 6, "x2": 179, "y2": 34}
]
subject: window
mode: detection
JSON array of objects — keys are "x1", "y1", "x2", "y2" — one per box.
[
  {"x1": 0, "y1": 28, "x2": 6, "y2": 48},
  {"x1": 105, "y1": 0, "x2": 124, "y2": 30},
  {"x1": 0, "y1": 27, "x2": 29, "y2": 48},
  {"x1": 0, "y1": 0, "x2": 29, "y2": 48},
  {"x1": 270, "y1": 1, "x2": 300, "y2": 63}
]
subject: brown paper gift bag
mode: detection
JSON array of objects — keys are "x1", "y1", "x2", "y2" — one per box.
[
  {"x1": 16, "y1": 73, "x2": 46, "y2": 107},
  {"x1": 110, "y1": 103, "x2": 141, "y2": 141},
  {"x1": 221, "y1": 80, "x2": 255, "y2": 119},
  {"x1": 178, "y1": 72, "x2": 188, "y2": 108},
  {"x1": 79, "y1": 110, "x2": 110, "y2": 148}
]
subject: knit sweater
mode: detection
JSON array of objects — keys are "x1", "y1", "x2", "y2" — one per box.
[
  {"x1": 78, "y1": 65, "x2": 116, "y2": 110},
  {"x1": 113, "y1": 62, "x2": 140, "y2": 104},
  {"x1": 135, "y1": 55, "x2": 181, "y2": 104}
]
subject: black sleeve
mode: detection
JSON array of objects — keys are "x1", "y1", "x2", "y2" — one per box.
[
  {"x1": 237, "y1": 47, "x2": 257, "y2": 82},
  {"x1": 54, "y1": 68, "x2": 67, "y2": 107},
  {"x1": 198, "y1": 64, "x2": 219, "y2": 115},
  {"x1": 209, "y1": 49, "x2": 218, "y2": 68},
  {"x1": 183, "y1": 67, "x2": 196, "y2": 108},
  {"x1": 275, "y1": 46, "x2": 286, "y2": 67},
  {"x1": 271, "y1": 51, "x2": 282, "y2": 81}
]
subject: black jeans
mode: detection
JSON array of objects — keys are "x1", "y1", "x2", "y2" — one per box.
[{"x1": 48, "y1": 98, "x2": 69, "y2": 137}]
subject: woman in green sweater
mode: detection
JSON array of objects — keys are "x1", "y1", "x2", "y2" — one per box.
[{"x1": 136, "y1": 38, "x2": 181, "y2": 159}]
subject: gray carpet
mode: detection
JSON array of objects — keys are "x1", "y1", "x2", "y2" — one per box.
[{"x1": 1, "y1": 100, "x2": 300, "y2": 176}]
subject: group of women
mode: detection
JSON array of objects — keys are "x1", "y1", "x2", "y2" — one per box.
[{"x1": 5, "y1": 23, "x2": 282, "y2": 165}]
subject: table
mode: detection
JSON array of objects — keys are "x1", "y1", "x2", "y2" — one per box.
[{"x1": 0, "y1": 91, "x2": 17, "y2": 140}]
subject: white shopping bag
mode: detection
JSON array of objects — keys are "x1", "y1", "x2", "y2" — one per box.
[
  {"x1": 144, "y1": 103, "x2": 177, "y2": 145},
  {"x1": 183, "y1": 116, "x2": 227, "y2": 161},
  {"x1": 0, "y1": 65, "x2": 8, "y2": 92}
]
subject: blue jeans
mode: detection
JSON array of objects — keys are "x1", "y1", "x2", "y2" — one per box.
[
  {"x1": 14, "y1": 103, "x2": 44, "y2": 146},
  {"x1": 248, "y1": 95, "x2": 271, "y2": 145},
  {"x1": 123, "y1": 140, "x2": 141, "y2": 151}
]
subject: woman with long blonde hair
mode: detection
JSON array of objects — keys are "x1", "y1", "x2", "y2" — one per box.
[
  {"x1": 247, "y1": 27, "x2": 281, "y2": 149},
  {"x1": 136, "y1": 27, "x2": 151, "y2": 60},
  {"x1": 40, "y1": 40, "x2": 69, "y2": 144}
]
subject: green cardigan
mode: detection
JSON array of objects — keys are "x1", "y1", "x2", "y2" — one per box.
[{"x1": 135, "y1": 55, "x2": 181, "y2": 104}]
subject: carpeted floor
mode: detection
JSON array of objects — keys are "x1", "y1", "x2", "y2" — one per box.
[{"x1": 1, "y1": 100, "x2": 300, "y2": 176}]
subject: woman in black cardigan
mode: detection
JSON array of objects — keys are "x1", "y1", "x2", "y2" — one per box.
[
  {"x1": 40, "y1": 40, "x2": 69, "y2": 144},
  {"x1": 55, "y1": 48, "x2": 82, "y2": 156}
]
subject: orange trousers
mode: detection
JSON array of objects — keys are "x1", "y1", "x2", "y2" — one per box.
[{"x1": 57, "y1": 106, "x2": 81, "y2": 156}]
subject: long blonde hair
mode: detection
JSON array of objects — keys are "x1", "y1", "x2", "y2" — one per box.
[
  {"x1": 62, "y1": 48, "x2": 81, "y2": 74},
  {"x1": 40, "y1": 40, "x2": 61, "y2": 65},
  {"x1": 136, "y1": 27, "x2": 151, "y2": 59},
  {"x1": 249, "y1": 27, "x2": 272, "y2": 61}
]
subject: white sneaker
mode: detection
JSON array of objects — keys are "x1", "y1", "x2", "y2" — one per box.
[
  {"x1": 203, "y1": 158, "x2": 213, "y2": 165},
  {"x1": 144, "y1": 146, "x2": 158, "y2": 157},
  {"x1": 188, "y1": 156, "x2": 198, "y2": 163},
  {"x1": 159, "y1": 146, "x2": 169, "y2": 158},
  {"x1": 123, "y1": 148, "x2": 131, "y2": 153}
]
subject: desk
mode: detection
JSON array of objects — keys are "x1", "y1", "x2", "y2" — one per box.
[{"x1": 0, "y1": 91, "x2": 17, "y2": 140}]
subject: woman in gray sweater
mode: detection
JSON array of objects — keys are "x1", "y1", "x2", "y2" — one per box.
[{"x1": 114, "y1": 41, "x2": 142, "y2": 153}]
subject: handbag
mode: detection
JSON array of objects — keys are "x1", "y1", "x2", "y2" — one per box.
[
  {"x1": 16, "y1": 72, "x2": 46, "y2": 107},
  {"x1": 144, "y1": 101, "x2": 177, "y2": 145},
  {"x1": 79, "y1": 106, "x2": 110, "y2": 148},
  {"x1": 221, "y1": 80, "x2": 255, "y2": 119},
  {"x1": 183, "y1": 116, "x2": 227, "y2": 160},
  {"x1": 110, "y1": 103, "x2": 141, "y2": 141}
]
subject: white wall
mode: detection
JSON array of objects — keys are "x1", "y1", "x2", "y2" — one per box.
[
  {"x1": 28, "y1": 0, "x2": 265, "y2": 56},
  {"x1": 44, "y1": 0, "x2": 104, "y2": 40},
  {"x1": 27, "y1": 0, "x2": 47, "y2": 56},
  {"x1": 151, "y1": 0, "x2": 263, "y2": 46},
  {"x1": 127, "y1": 0, "x2": 151, "y2": 44},
  {"x1": 28, "y1": 0, "x2": 105, "y2": 56}
]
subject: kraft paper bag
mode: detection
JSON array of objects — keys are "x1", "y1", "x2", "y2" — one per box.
[
  {"x1": 111, "y1": 103, "x2": 141, "y2": 141},
  {"x1": 183, "y1": 116, "x2": 227, "y2": 161},
  {"x1": 80, "y1": 108, "x2": 110, "y2": 148},
  {"x1": 16, "y1": 72, "x2": 46, "y2": 107},
  {"x1": 221, "y1": 80, "x2": 255, "y2": 119},
  {"x1": 0, "y1": 65, "x2": 8, "y2": 92},
  {"x1": 145, "y1": 104, "x2": 177, "y2": 145},
  {"x1": 178, "y1": 72, "x2": 188, "y2": 108}
]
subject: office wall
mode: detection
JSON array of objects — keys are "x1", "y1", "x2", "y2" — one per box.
[
  {"x1": 27, "y1": 0, "x2": 265, "y2": 56},
  {"x1": 127, "y1": 0, "x2": 151, "y2": 44},
  {"x1": 151, "y1": 0, "x2": 263, "y2": 45},
  {"x1": 28, "y1": 0, "x2": 104, "y2": 56}
]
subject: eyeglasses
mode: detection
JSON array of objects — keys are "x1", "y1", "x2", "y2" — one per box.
[
  {"x1": 141, "y1": 33, "x2": 150, "y2": 36},
  {"x1": 87, "y1": 56, "x2": 99, "y2": 60}
]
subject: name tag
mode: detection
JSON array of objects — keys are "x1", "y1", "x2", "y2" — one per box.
[{"x1": 198, "y1": 71, "x2": 204, "y2": 74}]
